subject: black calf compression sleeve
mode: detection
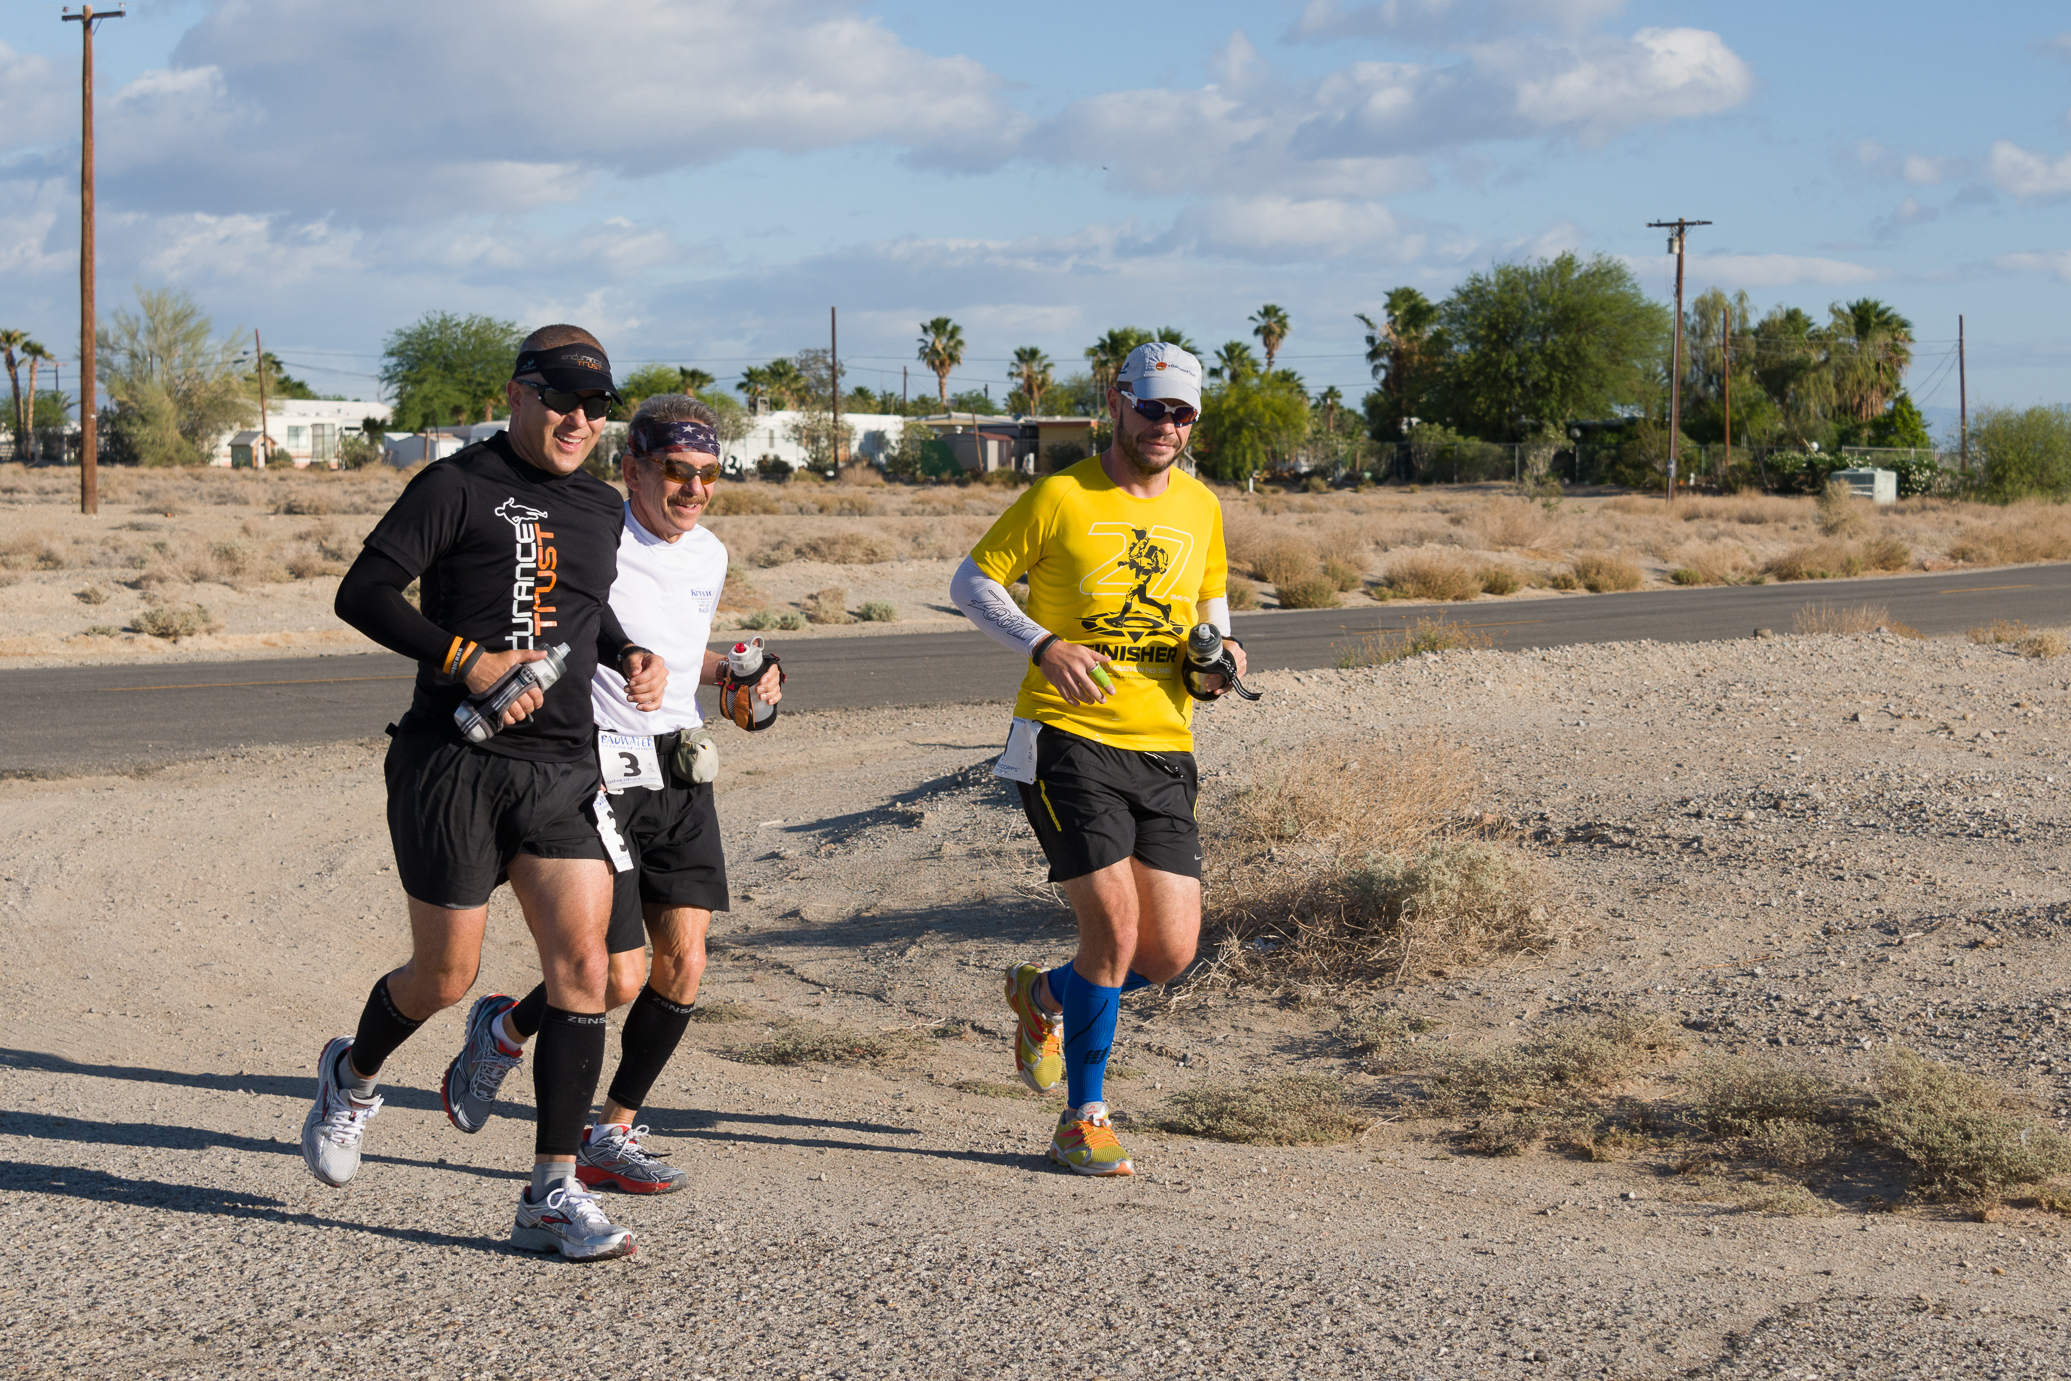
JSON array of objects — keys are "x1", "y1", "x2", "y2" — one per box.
[
  {"x1": 350, "y1": 975, "x2": 426, "y2": 1077},
  {"x1": 606, "y1": 986, "x2": 697, "y2": 1115},
  {"x1": 509, "y1": 985, "x2": 550, "y2": 1040},
  {"x1": 534, "y1": 1005, "x2": 607, "y2": 1157}
]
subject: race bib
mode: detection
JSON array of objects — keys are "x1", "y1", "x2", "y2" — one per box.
[
  {"x1": 992, "y1": 716, "x2": 1040, "y2": 785},
  {"x1": 599, "y1": 731, "x2": 664, "y2": 793},
  {"x1": 588, "y1": 788, "x2": 635, "y2": 874}
]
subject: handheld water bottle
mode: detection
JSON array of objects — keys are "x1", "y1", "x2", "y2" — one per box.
[
  {"x1": 720, "y1": 637, "x2": 783, "y2": 731},
  {"x1": 453, "y1": 643, "x2": 571, "y2": 744},
  {"x1": 1181, "y1": 623, "x2": 1261, "y2": 702}
]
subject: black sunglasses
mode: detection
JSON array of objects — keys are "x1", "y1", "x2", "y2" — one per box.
[
  {"x1": 651, "y1": 455, "x2": 721, "y2": 485},
  {"x1": 1127, "y1": 396, "x2": 1198, "y2": 427},
  {"x1": 514, "y1": 379, "x2": 612, "y2": 420}
]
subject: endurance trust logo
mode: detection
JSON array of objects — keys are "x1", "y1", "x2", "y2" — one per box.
[{"x1": 496, "y1": 498, "x2": 557, "y2": 649}]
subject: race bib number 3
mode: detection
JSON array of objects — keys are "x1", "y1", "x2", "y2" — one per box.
[{"x1": 599, "y1": 731, "x2": 664, "y2": 793}]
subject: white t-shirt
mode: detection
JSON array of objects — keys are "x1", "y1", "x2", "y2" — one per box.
[{"x1": 591, "y1": 503, "x2": 727, "y2": 735}]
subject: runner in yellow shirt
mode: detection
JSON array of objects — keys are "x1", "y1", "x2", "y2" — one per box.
[{"x1": 950, "y1": 341, "x2": 1248, "y2": 1176}]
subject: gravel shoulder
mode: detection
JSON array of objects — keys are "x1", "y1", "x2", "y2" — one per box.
[{"x1": 4, "y1": 632, "x2": 2070, "y2": 1377}]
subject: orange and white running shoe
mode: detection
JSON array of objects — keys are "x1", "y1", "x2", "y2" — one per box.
[
  {"x1": 1004, "y1": 962, "x2": 1063, "y2": 1093},
  {"x1": 1050, "y1": 1102, "x2": 1134, "y2": 1176}
]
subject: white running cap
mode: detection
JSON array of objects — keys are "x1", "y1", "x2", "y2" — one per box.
[{"x1": 1115, "y1": 342, "x2": 1202, "y2": 409}]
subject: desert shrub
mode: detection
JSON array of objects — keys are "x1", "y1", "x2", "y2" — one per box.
[
  {"x1": 798, "y1": 532, "x2": 895, "y2": 564},
  {"x1": 1793, "y1": 601, "x2": 1890, "y2": 636},
  {"x1": 1334, "y1": 617, "x2": 1494, "y2": 667},
  {"x1": 1385, "y1": 555, "x2": 1479, "y2": 601},
  {"x1": 1157, "y1": 1075, "x2": 1368, "y2": 1145},
  {"x1": 1764, "y1": 542, "x2": 1865, "y2": 581},
  {"x1": 1815, "y1": 480, "x2": 1863, "y2": 537},
  {"x1": 1321, "y1": 557, "x2": 1363, "y2": 592},
  {"x1": 812, "y1": 494, "x2": 879, "y2": 515},
  {"x1": 2021, "y1": 630, "x2": 2066, "y2": 659},
  {"x1": 1225, "y1": 574, "x2": 1260, "y2": 610},
  {"x1": 1473, "y1": 497, "x2": 1552, "y2": 549},
  {"x1": 858, "y1": 601, "x2": 898, "y2": 622},
  {"x1": 1680, "y1": 1054, "x2": 1846, "y2": 1137},
  {"x1": 1338, "y1": 1006, "x2": 1440, "y2": 1058},
  {"x1": 1945, "y1": 502, "x2": 2071, "y2": 564},
  {"x1": 730, "y1": 1025, "x2": 918, "y2": 1067},
  {"x1": 132, "y1": 603, "x2": 214, "y2": 640},
  {"x1": 1251, "y1": 537, "x2": 1318, "y2": 587},
  {"x1": 285, "y1": 551, "x2": 347, "y2": 580},
  {"x1": 1861, "y1": 1048, "x2": 2071, "y2": 1201},
  {"x1": 1477, "y1": 565, "x2": 1520, "y2": 595},
  {"x1": 74, "y1": 585, "x2": 110, "y2": 605},
  {"x1": 1741, "y1": 1120, "x2": 1840, "y2": 1170},
  {"x1": 1275, "y1": 574, "x2": 1340, "y2": 609},
  {"x1": 1570, "y1": 552, "x2": 1642, "y2": 592},
  {"x1": 1225, "y1": 739, "x2": 1478, "y2": 859},
  {"x1": 775, "y1": 611, "x2": 808, "y2": 630},
  {"x1": 687, "y1": 1002, "x2": 758, "y2": 1023},
  {"x1": 1549, "y1": 571, "x2": 1582, "y2": 591},
  {"x1": 1422, "y1": 1012, "x2": 1687, "y2": 1119},
  {"x1": 1969, "y1": 619, "x2": 2029, "y2": 645},
  {"x1": 716, "y1": 573, "x2": 764, "y2": 612},
  {"x1": 1863, "y1": 535, "x2": 1910, "y2": 570},
  {"x1": 802, "y1": 587, "x2": 853, "y2": 625},
  {"x1": 1668, "y1": 567, "x2": 1703, "y2": 585},
  {"x1": 750, "y1": 545, "x2": 794, "y2": 568},
  {"x1": 709, "y1": 489, "x2": 781, "y2": 516},
  {"x1": 0, "y1": 534, "x2": 67, "y2": 570}
]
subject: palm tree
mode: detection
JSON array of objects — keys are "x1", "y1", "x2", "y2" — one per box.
[
  {"x1": 1316, "y1": 385, "x2": 1344, "y2": 434},
  {"x1": 1752, "y1": 306, "x2": 1834, "y2": 448},
  {"x1": 1152, "y1": 326, "x2": 1199, "y2": 355},
  {"x1": 1208, "y1": 340, "x2": 1259, "y2": 383},
  {"x1": 678, "y1": 367, "x2": 715, "y2": 394},
  {"x1": 1827, "y1": 298, "x2": 1914, "y2": 422},
  {"x1": 21, "y1": 341, "x2": 53, "y2": 464},
  {"x1": 918, "y1": 317, "x2": 965, "y2": 409},
  {"x1": 0, "y1": 328, "x2": 26, "y2": 448},
  {"x1": 1009, "y1": 347, "x2": 1053, "y2": 415},
  {"x1": 1084, "y1": 327, "x2": 1154, "y2": 399},
  {"x1": 1249, "y1": 304, "x2": 1291, "y2": 373},
  {"x1": 762, "y1": 358, "x2": 809, "y2": 410},
  {"x1": 736, "y1": 365, "x2": 771, "y2": 413}
]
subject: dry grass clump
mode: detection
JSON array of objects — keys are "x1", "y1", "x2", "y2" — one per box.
[
  {"x1": 1320, "y1": 557, "x2": 1363, "y2": 592},
  {"x1": 1424, "y1": 1012, "x2": 1687, "y2": 1119},
  {"x1": 1680, "y1": 1054, "x2": 1847, "y2": 1137},
  {"x1": 708, "y1": 489, "x2": 781, "y2": 516},
  {"x1": 1477, "y1": 564, "x2": 1520, "y2": 596},
  {"x1": 797, "y1": 532, "x2": 895, "y2": 564},
  {"x1": 1763, "y1": 537, "x2": 1910, "y2": 581},
  {"x1": 1472, "y1": 497, "x2": 1553, "y2": 549},
  {"x1": 1249, "y1": 537, "x2": 1318, "y2": 587},
  {"x1": 1334, "y1": 616, "x2": 1495, "y2": 667},
  {"x1": 1156, "y1": 1074, "x2": 1369, "y2": 1145},
  {"x1": 1337, "y1": 1005, "x2": 1440, "y2": 1058},
  {"x1": 1226, "y1": 737, "x2": 1478, "y2": 859},
  {"x1": 1946, "y1": 502, "x2": 2071, "y2": 565},
  {"x1": 131, "y1": 603, "x2": 217, "y2": 640},
  {"x1": 1677, "y1": 493, "x2": 1801, "y2": 526},
  {"x1": 1569, "y1": 552, "x2": 1643, "y2": 592},
  {"x1": 1225, "y1": 574, "x2": 1259, "y2": 610},
  {"x1": 1969, "y1": 619, "x2": 2029, "y2": 645},
  {"x1": 687, "y1": 1002, "x2": 759, "y2": 1023},
  {"x1": 2021, "y1": 630, "x2": 2066, "y2": 659},
  {"x1": 730, "y1": 1024, "x2": 919, "y2": 1066},
  {"x1": 1384, "y1": 554, "x2": 1480, "y2": 601},
  {"x1": 858, "y1": 600, "x2": 898, "y2": 623},
  {"x1": 1274, "y1": 574, "x2": 1341, "y2": 609},
  {"x1": 1791, "y1": 601, "x2": 1922, "y2": 638},
  {"x1": 1864, "y1": 1048, "x2": 2071, "y2": 1201},
  {"x1": 1815, "y1": 480, "x2": 1865, "y2": 537},
  {"x1": 802, "y1": 587, "x2": 853, "y2": 625},
  {"x1": 0, "y1": 532, "x2": 69, "y2": 571},
  {"x1": 1665, "y1": 541, "x2": 1754, "y2": 586}
]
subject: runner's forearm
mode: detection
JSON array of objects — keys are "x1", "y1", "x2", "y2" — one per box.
[
  {"x1": 1200, "y1": 596, "x2": 1231, "y2": 636},
  {"x1": 950, "y1": 557, "x2": 1047, "y2": 656},
  {"x1": 335, "y1": 548, "x2": 458, "y2": 666}
]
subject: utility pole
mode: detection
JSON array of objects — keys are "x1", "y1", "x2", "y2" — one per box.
[
  {"x1": 1647, "y1": 218, "x2": 1710, "y2": 503},
  {"x1": 1958, "y1": 314, "x2": 1968, "y2": 476},
  {"x1": 64, "y1": 5, "x2": 123, "y2": 515},
  {"x1": 902, "y1": 365, "x2": 908, "y2": 413},
  {"x1": 829, "y1": 306, "x2": 840, "y2": 473},
  {"x1": 253, "y1": 329, "x2": 271, "y2": 467},
  {"x1": 1721, "y1": 311, "x2": 1732, "y2": 464}
]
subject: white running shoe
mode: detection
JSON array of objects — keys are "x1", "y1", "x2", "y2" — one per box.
[
  {"x1": 511, "y1": 1179, "x2": 637, "y2": 1261},
  {"x1": 301, "y1": 1036, "x2": 381, "y2": 1188},
  {"x1": 576, "y1": 1123, "x2": 689, "y2": 1195},
  {"x1": 442, "y1": 993, "x2": 522, "y2": 1134}
]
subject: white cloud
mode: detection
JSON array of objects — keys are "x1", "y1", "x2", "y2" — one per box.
[
  {"x1": 1499, "y1": 28, "x2": 1754, "y2": 145},
  {"x1": 1993, "y1": 250, "x2": 2071, "y2": 282},
  {"x1": 1174, "y1": 196, "x2": 1425, "y2": 261},
  {"x1": 1901, "y1": 155, "x2": 1952, "y2": 186},
  {"x1": 1986, "y1": 139, "x2": 2071, "y2": 199},
  {"x1": 1290, "y1": 0, "x2": 1629, "y2": 43}
]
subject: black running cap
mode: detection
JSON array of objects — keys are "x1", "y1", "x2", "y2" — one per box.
[{"x1": 512, "y1": 343, "x2": 620, "y2": 400}]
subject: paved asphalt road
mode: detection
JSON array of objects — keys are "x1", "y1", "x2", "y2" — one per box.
[{"x1": 6, "y1": 563, "x2": 2064, "y2": 775}]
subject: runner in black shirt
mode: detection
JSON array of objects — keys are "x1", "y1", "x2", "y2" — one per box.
[{"x1": 301, "y1": 324, "x2": 663, "y2": 1262}]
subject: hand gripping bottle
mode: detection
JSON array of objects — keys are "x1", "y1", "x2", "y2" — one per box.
[
  {"x1": 1180, "y1": 623, "x2": 1261, "y2": 703},
  {"x1": 453, "y1": 643, "x2": 571, "y2": 744},
  {"x1": 718, "y1": 636, "x2": 784, "y2": 731}
]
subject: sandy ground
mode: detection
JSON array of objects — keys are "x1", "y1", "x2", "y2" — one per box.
[{"x1": 4, "y1": 628, "x2": 2071, "y2": 1377}]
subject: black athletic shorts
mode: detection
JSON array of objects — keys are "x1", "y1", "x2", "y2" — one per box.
[
  {"x1": 599, "y1": 775, "x2": 730, "y2": 954},
  {"x1": 1016, "y1": 725, "x2": 1201, "y2": 884},
  {"x1": 384, "y1": 719, "x2": 611, "y2": 909}
]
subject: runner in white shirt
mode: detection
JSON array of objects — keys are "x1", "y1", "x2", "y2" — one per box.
[{"x1": 437, "y1": 393, "x2": 783, "y2": 1195}]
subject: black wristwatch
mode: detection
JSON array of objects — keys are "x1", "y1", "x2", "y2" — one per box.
[{"x1": 1030, "y1": 633, "x2": 1061, "y2": 666}]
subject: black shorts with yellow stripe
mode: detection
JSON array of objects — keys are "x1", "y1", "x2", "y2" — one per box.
[{"x1": 1015, "y1": 724, "x2": 1200, "y2": 884}]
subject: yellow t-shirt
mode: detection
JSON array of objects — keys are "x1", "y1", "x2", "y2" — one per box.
[{"x1": 969, "y1": 456, "x2": 1228, "y2": 752}]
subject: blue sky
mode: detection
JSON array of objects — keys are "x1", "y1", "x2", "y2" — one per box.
[{"x1": 3, "y1": 0, "x2": 2067, "y2": 423}]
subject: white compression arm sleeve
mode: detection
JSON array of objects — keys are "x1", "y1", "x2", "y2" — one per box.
[
  {"x1": 950, "y1": 557, "x2": 1048, "y2": 656},
  {"x1": 1200, "y1": 596, "x2": 1231, "y2": 637}
]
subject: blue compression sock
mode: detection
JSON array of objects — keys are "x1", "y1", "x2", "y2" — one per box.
[
  {"x1": 1061, "y1": 968, "x2": 1122, "y2": 1110},
  {"x1": 1049, "y1": 964, "x2": 1151, "y2": 1004},
  {"x1": 1119, "y1": 971, "x2": 1152, "y2": 995}
]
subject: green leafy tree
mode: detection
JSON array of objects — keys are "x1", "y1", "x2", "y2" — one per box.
[
  {"x1": 1970, "y1": 405, "x2": 2071, "y2": 501},
  {"x1": 1751, "y1": 305, "x2": 1834, "y2": 450},
  {"x1": 1195, "y1": 375, "x2": 1309, "y2": 484},
  {"x1": 617, "y1": 362, "x2": 687, "y2": 415},
  {"x1": 97, "y1": 287, "x2": 257, "y2": 466},
  {"x1": 1357, "y1": 289, "x2": 1444, "y2": 441},
  {"x1": 1208, "y1": 340, "x2": 1259, "y2": 383},
  {"x1": 380, "y1": 312, "x2": 521, "y2": 430},
  {"x1": 794, "y1": 348, "x2": 843, "y2": 412},
  {"x1": 917, "y1": 317, "x2": 965, "y2": 409},
  {"x1": 1866, "y1": 391, "x2": 1932, "y2": 450},
  {"x1": 1433, "y1": 252, "x2": 1669, "y2": 441},
  {"x1": 1678, "y1": 287, "x2": 1778, "y2": 446},
  {"x1": 1249, "y1": 304, "x2": 1291, "y2": 373},
  {"x1": 947, "y1": 388, "x2": 1000, "y2": 416},
  {"x1": 1009, "y1": 346, "x2": 1054, "y2": 415}
]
